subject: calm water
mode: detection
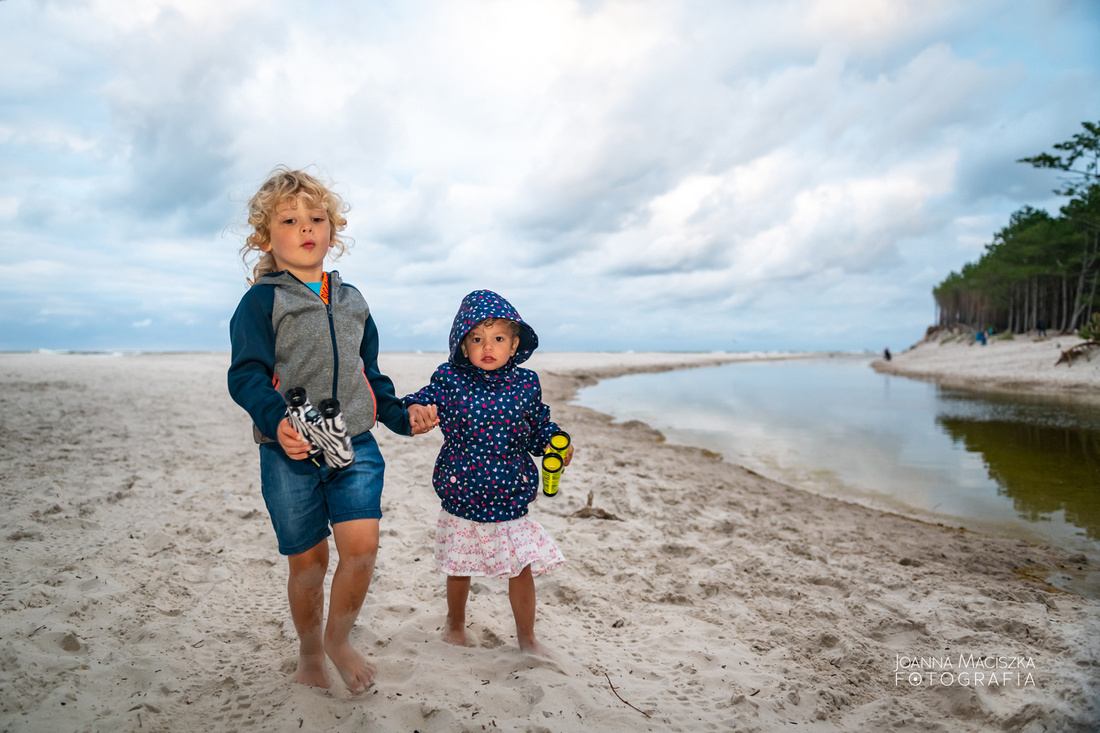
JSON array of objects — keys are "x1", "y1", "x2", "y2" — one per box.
[{"x1": 575, "y1": 356, "x2": 1100, "y2": 566}]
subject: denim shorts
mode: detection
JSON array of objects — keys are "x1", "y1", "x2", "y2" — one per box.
[{"x1": 259, "y1": 431, "x2": 386, "y2": 556}]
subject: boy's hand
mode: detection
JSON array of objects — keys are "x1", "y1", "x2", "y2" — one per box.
[
  {"x1": 408, "y1": 403, "x2": 439, "y2": 435},
  {"x1": 277, "y1": 417, "x2": 314, "y2": 459}
]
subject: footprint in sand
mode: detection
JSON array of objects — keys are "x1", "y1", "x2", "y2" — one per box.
[{"x1": 479, "y1": 628, "x2": 506, "y2": 649}]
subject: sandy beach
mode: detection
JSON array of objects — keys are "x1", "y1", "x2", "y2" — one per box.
[
  {"x1": 1, "y1": 348, "x2": 1098, "y2": 732},
  {"x1": 873, "y1": 329, "x2": 1100, "y2": 398}
]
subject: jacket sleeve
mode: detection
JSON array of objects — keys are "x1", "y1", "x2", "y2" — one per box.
[
  {"x1": 361, "y1": 313, "x2": 412, "y2": 436},
  {"x1": 227, "y1": 287, "x2": 287, "y2": 441},
  {"x1": 402, "y1": 366, "x2": 449, "y2": 410},
  {"x1": 523, "y1": 374, "x2": 559, "y2": 455}
]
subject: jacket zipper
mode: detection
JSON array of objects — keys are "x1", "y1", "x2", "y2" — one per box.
[
  {"x1": 286, "y1": 270, "x2": 340, "y2": 400},
  {"x1": 327, "y1": 298, "x2": 339, "y2": 399}
]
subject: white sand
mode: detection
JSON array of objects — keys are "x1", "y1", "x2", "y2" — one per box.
[
  {"x1": 874, "y1": 330, "x2": 1100, "y2": 398},
  {"x1": 1, "y1": 350, "x2": 1098, "y2": 732}
]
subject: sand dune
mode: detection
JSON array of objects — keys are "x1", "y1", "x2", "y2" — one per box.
[
  {"x1": 874, "y1": 330, "x2": 1100, "y2": 397},
  {"x1": 1, "y1": 350, "x2": 1097, "y2": 732}
]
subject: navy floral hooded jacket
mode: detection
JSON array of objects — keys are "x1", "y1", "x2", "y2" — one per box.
[{"x1": 403, "y1": 290, "x2": 560, "y2": 523}]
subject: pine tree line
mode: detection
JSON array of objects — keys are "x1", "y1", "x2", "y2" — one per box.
[{"x1": 933, "y1": 122, "x2": 1100, "y2": 335}]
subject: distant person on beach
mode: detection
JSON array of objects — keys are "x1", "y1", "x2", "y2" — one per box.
[
  {"x1": 976, "y1": 330, "x2": 987, "y2": 345},
  {"x1": 403, "y1": 290, "x2": 574, "y2": 655},
  {"x1": 1037, "y1": 320, "x2": 1047, "y2": 338},
  {"x1": 227, "y1": 167, "x2": 433, "y2": 694},
  {"x1": 883, "y1": 348, "x2": 891, "y2": 361}
]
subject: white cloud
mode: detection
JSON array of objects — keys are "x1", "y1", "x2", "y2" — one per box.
[
  {"x1": 0, "y1": 197, "x2": 18, "y2": 219},
  {"x1": 805, "y1": 0, "x2": 952, "y2": 42},
  {"x1": 0, "y1": 0, "x2": 1096, "y2": 352}
]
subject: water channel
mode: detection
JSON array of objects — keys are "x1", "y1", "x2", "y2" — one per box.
[{"x1": 575, "y1": 355, "x2": 1100, "y2": 579}]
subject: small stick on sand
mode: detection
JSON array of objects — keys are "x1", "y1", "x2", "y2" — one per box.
[
  {"x1": 604, "y1": 672, "x2": 650, "y2": 718},
  {"x1": 571, "y1": 491, "x2": 622, "y2": 520}
]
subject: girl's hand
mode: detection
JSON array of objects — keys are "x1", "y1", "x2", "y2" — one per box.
[
  {"x1": 546, "y1": 443, "x2": 575, "y2": 466},
  {"x1": 276, "y1": 418, "x2": 314, "y2": 459},
  {"x1": 408, "y1": 403, "x2": 439, "y2": 435}
]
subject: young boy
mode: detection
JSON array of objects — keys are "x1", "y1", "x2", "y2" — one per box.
[{"x1": 228, "y1": 167, "x2": 431, "y2": 693}]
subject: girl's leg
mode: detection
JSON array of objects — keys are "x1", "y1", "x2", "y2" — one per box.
[
  {"x1": 444, "y1": 575, "x2": 471, "y2": 646},
  {"x1": 286, "y1": 539, "x2": 330, "y2": 688},
  {"x1": 326, "y1": 518, "x2": 380, "y2": 694},
  {"x1": 508, "y1": 565, "x2": 547, "y2": 655}
]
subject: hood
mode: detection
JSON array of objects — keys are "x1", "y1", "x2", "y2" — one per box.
[{"x1": 448, "y1": 290, "x2": 538, "y2": 368}]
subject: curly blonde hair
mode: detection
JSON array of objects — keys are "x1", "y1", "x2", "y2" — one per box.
[{"x1": 240, "y1": 166, "x2": 351, "y2": 284}]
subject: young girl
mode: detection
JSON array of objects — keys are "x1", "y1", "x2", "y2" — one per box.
[
  {"x1": 404, "y1": 290, "x2": 574, "y2": 654},
  {"x1": 227, "y1": 167, "x2": 430, "y2": 693}
]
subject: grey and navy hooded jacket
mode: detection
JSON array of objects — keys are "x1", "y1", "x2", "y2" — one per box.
[
  {"x1": 228, "y1": 270, "x2": 411, "y2": 448},
  {"x1": 403, "y1": 290, "x2": 560, "y2": 523}
]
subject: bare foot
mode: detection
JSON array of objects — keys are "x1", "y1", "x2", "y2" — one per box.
[
  {"x1": 442, "y1": 623, "x2": 468, "y2": 646},
  {"x1": 518, "y1": 637, "x2": 552, "y2": 658},
  {"x1": 326, "y1": 641, "x2": 376, "y2": 695},
  {"x1": 289, "y1": 651, "x2": 330, "y2": 689}
]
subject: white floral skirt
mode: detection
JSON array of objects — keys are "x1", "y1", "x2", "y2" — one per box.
[{"x1": 435, "y1": 509, "x2": 565, "y2": 579}]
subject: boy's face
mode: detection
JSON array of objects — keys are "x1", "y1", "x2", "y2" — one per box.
[
  {"x1": 262, "y1": 197, "x2": 332, "y2": 282},
  {"x1": 462, "y1": 321, "x2": 519, "y2": 371}
]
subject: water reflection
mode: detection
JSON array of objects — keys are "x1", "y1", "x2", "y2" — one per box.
[
  {"x1": 574, "y1": 356, "x2": 1100, "y2": 560},
  {"x1": 936, "y1": 416, "x2": 1100, "y2": 540}
]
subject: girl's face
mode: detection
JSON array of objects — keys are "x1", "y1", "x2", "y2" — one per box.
[
  {"x1": 462, "y1": 321, "x2": 519, "y2": 371},
  {"x1": 262, "y1": 197, "x2": 333, "y2": 282}
]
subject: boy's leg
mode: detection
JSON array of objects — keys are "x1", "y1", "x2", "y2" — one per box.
[
  {"x1": 287, "y1": 539, "x2": 330, "y2": 688},
  {"x1": 259, "y1": 442, "x2": 334, "y2": 686},
  {"x1": 325, "y1": 517, "x2": 379, "y2": 694},
  {"x1": 444, "y1": 576, "x2": 471, "y2": 646},
  {"x1": 508, "y1": 565, "x2": 548, "y2": 655}
]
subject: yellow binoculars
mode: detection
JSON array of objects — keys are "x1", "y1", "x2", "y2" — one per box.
[{"x1": 541, "y1": 430, "x2": 571, "y2": 497}]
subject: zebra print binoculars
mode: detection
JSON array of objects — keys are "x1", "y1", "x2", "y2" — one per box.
[{"x1": 283, "y1": 388, "x2": 356, "y2": 471}]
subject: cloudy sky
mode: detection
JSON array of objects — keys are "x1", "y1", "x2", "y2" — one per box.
[{"x1": 1, "y1": 0, "x2": 1096, "y2": 354}]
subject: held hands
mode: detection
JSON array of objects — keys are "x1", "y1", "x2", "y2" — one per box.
[
  {"x1": 408, "y1": 403, "x2": 440, "y2": 435},
  {"x1": 279, "y1": 403, "x2": 438, "y2": 458},
  {"x1": 277, "y1": 417, "x2": 314, "y2": 460}
]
